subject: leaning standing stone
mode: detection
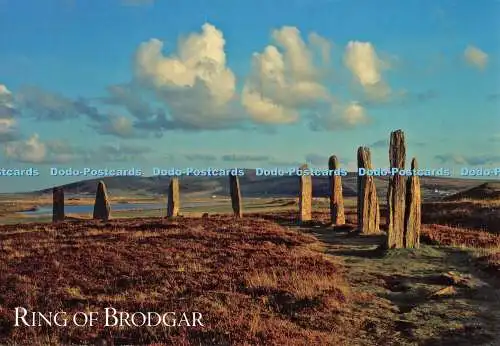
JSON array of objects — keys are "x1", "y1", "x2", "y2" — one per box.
[
  {"x1": 167, "y1": 177, "x2": 180, "y2": 217},
  {"x1": 328, "y1": 155, "x2": 345, "y2": 225},
  {"x1": 299, "y1": 164, "x2": 312, "y2": 222},
  {"x1": 404, "y1": 158, "x2": 421, "y2": 248},
  {"x1": 229, "y1": 174, "x2": 243, "y2": 218},
  {"x1": 52, "y1": 187, "x2": 65, "y2": 222},
  {"x1": 93, "y1": 181, "x2": 110, "y2": 221},
  {"x1": 387, "y1": 129, "x2": 406, "y2": 248}
]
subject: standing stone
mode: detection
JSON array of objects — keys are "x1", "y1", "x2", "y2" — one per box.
[
  {"x1": 52, "y1": 187, "x2": 65, "y2": 222},
  {"x1": 387, "y1": 129, "x2": 406, "y2": 248},
  {"x1": 229, "y1": 174, "x2": 243, "y2": 218},
  {"x1": 328, "y1": 155, "x2": 345, "y2": 225},
  {"x1": 93, "y1": 181, "x2": 110, "y2": 221},
  {"x1": 167, "y1": 177, "x2": 180, "y2": 217},
  {"x1": 357, "y1": 147, "x2": 380, "y2": 234},
  {"x1": 299, "y1": 164, "x2": 312, "y2": 222},
  {"x1": 404, "y1": 158, "x2": 421, "y2": 248}
]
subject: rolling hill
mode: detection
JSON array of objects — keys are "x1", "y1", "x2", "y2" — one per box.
[
  {"x1": 31, "y1": 170, "x2": 497, "y2": 201},
  {"x1": 443, "y1": 182, "x2": 500, "y2": 201}
]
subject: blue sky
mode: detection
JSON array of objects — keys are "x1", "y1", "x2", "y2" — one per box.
[{"x1": 0, "y1": 0, "x2": 499, "y2": 192}]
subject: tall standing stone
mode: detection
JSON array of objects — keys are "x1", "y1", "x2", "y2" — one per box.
[
  {"x1": 52, "y1": 187, "x2": 65, "y2": 222},
  {"x1": 93, "y1": 181, "x2": 110, "y2": 221},
  {"x1": 229, "y1": 174, "x2": 243, "y2": 218},
  {"x1": 387, "y1": 129, "x2": 406, "y2": 248},
  {"x1": 299, "y1": 164, "x2": 312, "y2": 222},
  {"x1": 357, "y1": 147, "x2": 380, "y2": 234},
  {"x1": 404, "y1": 158, "x2": 421, "y2": 248},
  {"x1": 328, "y1": 155, "x2": 345, "y2": 225},
  {"x1": 167, "y1": 177, "x2": 180, "y2": 217}
]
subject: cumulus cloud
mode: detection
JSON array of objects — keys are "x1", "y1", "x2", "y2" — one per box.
[
  {"x1": 0, "y1": 84, "x2": 15, "y2": 118},
  {"x1": 133, "y1": 23, "x2": 240, "y2": 131},
  {"x1": 308, "y1": 32, "x2": 332, "y2": 65},
  {"x1": 0, "y1": 84, "x2": 20, "y2": 142},
  {"x1": 435, "y1": 153, "x2": 500, "y2": 166},
  {"x1": 0, "y1": 118, "x2": 20, "y2": 143},
  {"x1": 464, "y1": 45, "x2": 488, "y2": 70},
  {"x1": 344, "y1": 41, "x2": 392, "y2": 101},
  {"x1": 3, "y1": 132, "x2": 152, "y2": 164},
  {"x1": 92, "y1": 115, "x2": 141, "y2": 138},
  {"x1": 4, "y1": 133, "x2": 47, "y2": 163},
  {"x1": 310, "y1": 101, "x2": 370, "y2": 131},
  {"x1": 242, "y1": 26, "x2": 331, "y2": 124}
]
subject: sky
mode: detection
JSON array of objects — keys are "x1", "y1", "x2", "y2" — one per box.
[{"x1": 0, "y1": 0, "x2": 499, "y2": 192}]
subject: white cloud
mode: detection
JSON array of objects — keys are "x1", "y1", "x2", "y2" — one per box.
[
  {"x1": 0, "y1": 84, "x2": 20, "y2": 142},
  {"x1": 345, "y1": 42, "x2": 381, "y2": 86},
  {"x1": 344, "y1": 41, "x2": 392, "y2": 101},
  {"x1": 93, "y1": 115, "x2": 138, "y2": 138},
  {"x1": 241, "y1": 85, "x2": 299, "y2": 124},
  {"x1": 0, "y1": 84, "x2": 11, "y2": 96},
  {"x1": 0, "y1": 118, "x2": 15, "y2": 133},
  {"x1": 340, "y1": 102, "x2": 369, "y2": 126},
  {"x1": 0, "y1": 83, "x2": 15, "y2": 119},
  {"x1": 109, "y1": 116, "x2": 134, "y2": 136},
  {"x1": 134, "y1": 23, "x2": 238, "y2": 129},
  {"x1": 308, "y1": 32, "x2": 332, "y2": 65},
  {"x1": 464, "y1": 45, "x2": 488, "y2": 70},
  {"x1": 310, "y1": 101, "x2": 370, "y2": 130},
  {"x1": 4, "y1": 133, "x2": 47, "y2": 163},
  {"x1": 242, "y1": 26, "x2": 331, "y2": 124}
]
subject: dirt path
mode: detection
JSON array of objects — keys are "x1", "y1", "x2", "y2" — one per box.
[{"x1": 295, "y1": 224, "x2": 500, "y2": 345}]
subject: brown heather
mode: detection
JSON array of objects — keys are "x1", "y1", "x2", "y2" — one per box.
[{"x1": 0, "y1": 215, "x2": 368, "y2": 345}]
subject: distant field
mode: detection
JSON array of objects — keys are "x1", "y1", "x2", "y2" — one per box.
[{"x1": 0, "y1": 196, "x2": 357, "y2": 225}]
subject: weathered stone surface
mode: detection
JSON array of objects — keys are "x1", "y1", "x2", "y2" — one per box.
[
  {"x1": 93, "y1": 181, "x2": 110, "y2": 221},
  {"x1": 387, "y1": 129, "x2": 406, "y2": 248},
  {"x1": 167, "y1": 177, "x2": 180, "y2": 217},
  {"x1": 357, "y1": 147, "x2": 380, "y2": 234},
  {"x1": 328, "y1": 155, "x2": 345, "y2": 225},
  {"x1": 404, "y1": 158, "x2": 421, "y2": 248},
  {"x1": 299, "y1": 164, "x2": 312, "y2": 222},
  {"x1": 52, "y1": 187, "x2": 64, "y2": 222},
  {"x1": 229, "y1": 174, "x2": 243, "y2": 218}
]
